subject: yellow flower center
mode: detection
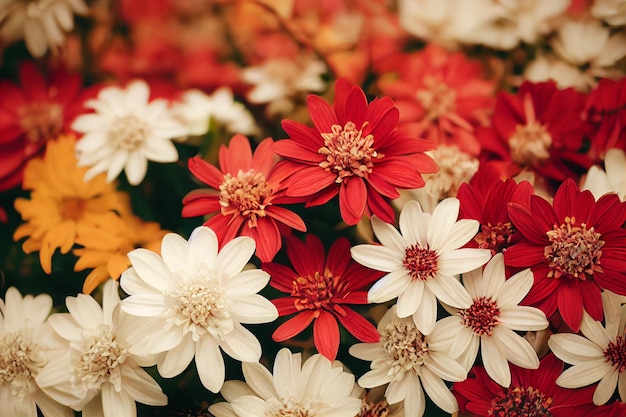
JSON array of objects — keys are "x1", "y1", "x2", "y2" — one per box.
[
  {"x1": 109, "y1": 115, "x2": 148, "y2": 150},
  {"x1": 415, "y1": 78, "x2": 457, "y2": 120},
  {"x1": 381, "y1": 319, "x2": 429, "y2": 380},
  {"x1": 219, "y1": 169, "x2": 272, "y2": 228}
]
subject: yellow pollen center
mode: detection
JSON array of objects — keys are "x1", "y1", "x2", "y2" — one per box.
[
  {"x1": 415, "y1": 78, "x2": 457, "y2": 120},
  {"x1": 220, "y1": 170, "x2": 272, "y2": 228},
  {"x1": 403, "y1": 244, "x2": 438, "y2": 281},
  {"x1": 381, "y1": 319, "x2": 428, "y2": 380},
  {"x1": 0, "y1": 331, "x2": 46, "y2": 400},
  {"x1": 109, "y1": 115, "x2": 148, "y2": 150},
  {"x1": 318, "y1": 121, "x2": 383, "y2": 183},
  {"x1": 60, "y1": 197, "x2": 87, "y2": 221},
  {"x1": 19, "y1": 103, "x2": 63, "y2": 144},
  {"x1": 267, "y1": 402, "x2": 314, "y2": 417},
  {"x1": 544, "y1": 216, "x2": 605, "y2": 280},
  {"x1": 291, "y1": 270, "x2": 347, "y2": 315}
]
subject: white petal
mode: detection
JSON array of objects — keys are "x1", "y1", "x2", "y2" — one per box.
[
  {"x1": 396, "y1": 280, "x2": 424, "y2": 318},
  {"x1": 358, "y1": 365, "x2": 392, "y2": 388},
  {"x1": 228, "y1": 294, "x2": 278, "y2": 324},
  {"x1": 120, "y1": 269, "x2": 161, "y2": 297},
  {"x1": 618, "y1": 372, "x2": 626, "y2": 402},
  {"x1": 481, "y1": 253, "x2": 506, "y2": 298},
  {"x1": 399, "y1": 200, "x2": 430, "y2": 247},
  {"x1": 498, "y1": 307, "x2": 548, "y2": 331},
  {"x1": 349, "y1": 343, "x2": 385, "y2": 361},
  {"x1": 273, "y1": 348, "x2": 301, "y2": 399},
  {"x1": 124, "y1": 150, "x2": 148, "y2": 185},
  {"x1": 580, "y1": 312, "x2": 611, "y2": 347},
  {"x1": 368, "y1": 269, "x2": 411, "y2": 304},
  {"x1": 403, "y1": 379, "x2": 425, "y2": 417},
  {"x1": 220, "y1": 322, "x2": 262, "y2": 362},
  {"x1": 461, "y1": 267, "x2": 483, "y2": 299},
  {"x1": 157, "y1": 333, "x2": 195, "y2": 377},
  {"x1": 161, "y1": 233, "x2": 188, "y2": 272},
  {"x1": 556, "y1": 360, "x2": 612, "y2": 388},
  {"x1": 427, "y1": 198, "x2": 460, "y2": 251},
  {"x1": 186, "y1": 226, "x2": 219, "y2": 271},
  {"x1": 481, "y1": 336, "x2": 511, "y2": 387},
  {"x1": 437, "y1": 219, "x2": 480, "y2": 254},
  {"x1": 3, "y1": 288, "x2": 26, "y2": 331},
  {"x1": 231, "y1": 395, "x2": 267, "y2": 417},
  {"x1": 448, "y1": 323, "x2": 475, "y2": 360},
  {"x1": 196, "y1": 336, "x2": 225, "y2": 393},
  {"x1": 121, "y1": 366, "x2": 167, "y2": 406},
  {"x1": 548, "y1": 333, "x2": 605, "y2": 364},
  {"x1": 102, "y1": 383, "x2": 135, "y2": 417},
  {"x1": 105, "y1": 150, "x2": 129, "y2": 182},
  {"x1": 127, "y1": 249, "x2": 171, "y2": 290},
  {"x1": 425, "y1": 273, "x2": 472, "y2": 309},
  {"x1": 223, "y1": 269, "x2": 270, "y2": 296},
  {"x1": 420, "y1": 367, "x2": 459, "y2": 413},
  {"x1": 496, "y1": 268, "x2": 534, "y2": 308},
  {"x1": 594, "y1": 368, "x2": 619, "y2": 405},
  {"x1": 437, "y1": 248, "x2": 491, "y2": 276},
  {"x1": 351, "y1": 244, "x2": 404, "y2": 272},
  {"x1": 215, "y1": 236, "x2": 256, "y2": 279},
  {"x1": 425, "y1": 351, "x2": 467, "y2": 382},
  {"x1": 413, "y1": 286, "x2": 438, "y2": 335},
  {"x1": 241, "y1": 361, "x2": 278, "y2": 400},
  {"x1": 371, "y1": 216, "x2": 407, "y2": 253},
  {"x1": 220, "y1": 380, "x2": 255, "y2": 402},
  {"x1": 120, "y1": 294, "x2": 166, "y2": 317},
  {"x1": 142, "y1": 138, "x2": 178, "y2": 162},
  {"x1": 385, "y1": 376, "x2": 410, "y2": 404},
  {"x1": 492, "y1": 326, "x2": 539, "y2": 369},
  {"x1": 66, "y1": 293, "x2": 103, "y2": 329}
]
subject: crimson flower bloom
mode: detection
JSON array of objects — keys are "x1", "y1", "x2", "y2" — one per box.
[
  {"x1": 182, "y1": 134, "x2": 306, "y2": 262},
  {"x1": 504, "y1": 179, "x2": 626, "y2": 332},
  {"x1": 584, "y1": 77, "x2": 626, "y2": 162},
  {"x1": 262, "y1": 234, "x2": 383, "y2": 361},
  {"x1": 453, "y1": 353, "x2": 596, "y2": 417},
  {"x1": 478, "y1": 81, "x2": 591, "y2": 184},
  {"x1": 0, "y1": 61, "x2": 96, "y2": 191},
  {"x1": 274, "y1": 78, "x2": 437, "y2": 226}
]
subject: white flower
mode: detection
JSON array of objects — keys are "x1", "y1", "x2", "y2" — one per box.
[
  {"x1": 209, "y1": 348, "x2": 362, "y2": 417},
  {"x1": 241, "y1": 53, "x2": 327, "y2": 116},
  {"x1": 36, "y1": 280, "x2": 167, "y2": 417},
  {"x1": 351, "y1": 198, "x2": 491, "y2": 335},
  {"x1": 592, "y1": 0, "x2": 626, "y2": 26},
  {"x1": 582, "y1": 148, "x2": 626, "y2": 201},
  {"x1": 172, "y1": 87, "x2": 259, "y2": 137},
  {"x1": 72, "y1": 79, "x2": 188, "y2": 185},
  {"x1": 349, "y1": 305, "x2": 467, "y2": 417},
  {"x1": 0, "y1": 287, "x2": 72, "y2": 417},
  {"x1": 0, "y1": 0, "x2": 88, "y2": 57},
  {"x1": 549, "y1": 290, "x2": 626, "y2": 405},
  {"x1": 436, "y1": 254, "x2": 548, "y2": 387},
  {"x1": 524, "y1": 54, "x2": 591, "y2": 91},
  {"x1": 119, "y1": 225, "x2": 278, "y2": 393}
]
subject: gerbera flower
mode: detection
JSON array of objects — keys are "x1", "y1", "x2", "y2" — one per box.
[
  {"x1": 452, "y1": 353, "x2": 597, "y2": 417},
  {"x1": 182, "y1": 134, "x2": 306, "y2": 262},
  {"x1": 119, "y1": 226, "x2": 278, "y2": 392},
  {"x1": 436, "y1": 254, "x2": 548, "y2": 387},
  {"x1": 505, "y1": 179, "x2": 626, "y2": 332},
  {"x1": 0, "y1": 61, "x2": 94, "y2": 191},
  {"x1": 378, "y1": 44, "x2": 496, "y2": 156},
  {"x1": 457, "y1": 176, "x2": 533, "y2": 255},
  {"x1": 262, "y1": 234, "x2": 382, "y2": 361},
  {"x1": 0, "y1": 287, "x2": 72, "y2": 417},
  {"x1": 13, "y1": 135, "x2": 127, "y2": 274},
  {"x1": 349, "y1": 305, "x2": 467, "y2": 417},
  {"x1": 274, "y1": 77, "x2": 437, "y2": 226},
  {"x1": 208, "y1": 347, "x2": 362, "y2": 417},
  {"x1": 478, "y1": 80, "x2": 592, "y2": 184},
  {"x1": 72, "y1": 79, "x2": 188, "y2": 185},
  {"x1": 36, "y1": 280, "x2": 167, "y2": 417},
  {"x1": 351, "y1": 198, "x2": 491, "y2": 335},
  {"x1": 548, "y1": 290, "x2": 626, "y2": 405}
]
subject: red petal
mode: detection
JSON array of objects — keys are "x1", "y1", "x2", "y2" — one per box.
[
  {"x1": 372, "y1": 158, "x2": 427, "y2": 190},
  {"x1": 285, "y1": 167, "x2": 337, "y2": 197},
  {"x1": 280, "y1": 120, "x2": 324, "y2": 151},
  {"x1": 365, "y1": 187, "x2": 395, "y2": 224},
  {"x1": 503, "y1": 240, "x2": 546, "y2": 268},
  {"x1": 313, "y1": 310, "x2": 340, "y2": 361},
  {"x1": 367, "y1": 105, "x2": 399, "y2": 140},
  {"x1": 307, "y1": 95, "x2": 338, "y2": 133},
  {"x1": 557, "y1": 280, "x2": 583, "y2": 333},
  {"x1": 181, "y1": 193, "x2": 221, "y2": 217},
  {"x1": 188, "y1": 156, "x2": 224, "y2": 188},
  {"x1": 581, "y1": 281, "x2": 603, "y2": 322},
  {"x1": 336, "y1": 307, "x2": 379, "y2": 343},
  {"x1": 343, "y1": 85, "x2": 367, "y2": 128},
  {"x1": 242, "y1": 217, "x2": 281, "y2": 262},
  {"x1": 19, "y1": 62, "x2": 48, "y2": 102},
  {"x1": 271, "y1": 297, "x2": 299, "y2": 316},
  {"x1": 267, "y1": 205, "x2": 306, "y2": 232},
  {"x1": 508, "y1": 199, "x2": 554, "y2": 245},
  {"x1": 251, "y1": 137, "x2": 277, "y2": 177},
  {"x1": 339, "y1": 178, "x2": 366, "y2": 226},
  {"x1": 285, "y1": 234, "x2": 325, "y2": 277},
  {"x1": 272, "y1": 310, "x2": 316, "y2": 341},
  {"x1": 325, "y1": 237, "x2": 351, "y2": 276},
  {"x1": 272, "y1": 140, "x2": 323, "y2": 163},
  {"x1": 552, "y1": 179, "x2": 578, "y2": 221},
  {"x1": 264, "y1": 262, "x2": 299, "y2": 292},
  {"x1": 220, "y1": 134, "x2": 252, "y2": 174}
]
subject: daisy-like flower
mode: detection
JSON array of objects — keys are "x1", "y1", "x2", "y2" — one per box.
[
  {"x1": 262, "y1": 234, "x2": 382, "y2": 361},
  {"x1": 0, "y1": 287, "x2": 72, "y2": 417},
  {"x1": 584, "y1": 77, "x2": 626, "y2": 161},
  {"x1": 182, "y1": 134, "x2": 306, "y2": 262},
  {"x1": 582, "y1": 148, "x2": 626, "y2": 201},
  {"x1": 274, "y1": 78, "x2": 437, "y2": 226},
  {"x1": 436, "y1": 254, "x2": 548, "y2": 387},
  {"x1": 36, "y1": 280, "x2": 167, "y2": 417},
  {"x1": 208, "y1": 347, "x2": 362, "y2": 417},
  {"x1": 349, "y1": 305, "x2": 467, "y2": 417},
  {"x1": 119, "y1": 226, "x2": 278, "y2": 392},
  {"x1": 13, "y1": 135, "x2": 127, "y2": 274},
  {"x1": 0, "y1": 0, "x2": 88, "y2": 57},
  {"x1": 351, "y1": 198, "x2": 491, "y2": 335},
  {"x1": 452, "y1": 353, "x2": 597, "y2": 417},
  {"x1": 72, "y1": 79, "x2": 188, "y2": 185},
  {"x1": 505, "y1": 179, "x2": 626, "y2": 332},
  {"x1": 549, "y1": 290, "x2": 626, "y2": 405},
  {"x1": 378, "y1": 45, "x2": 496, "y2": 156}
]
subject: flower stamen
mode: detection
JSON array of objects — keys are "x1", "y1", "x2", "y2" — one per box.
[
  {"x1": 475, "y1": 222, "x2": 515, "y2": 255},
  {"x1": 220, "y1": 170, "x2": 273, "y2": 228},
  {"x1": 0, "y1": 331, "x2": 46, "y2": 399},
  {"x1": 459, "y1": 297, "x2": 501, "y2": 336},
  {"x1": 604, "y1": 335, "x2": 626, "y2": 373},
  {"x1": 488, "y1": 386, "x2": 553, "y2": 417},
  {"x1": 403, "y1": 244, "x2": 439, "y2": 281},
  {"x1": 380, "y1": 319, "x2": 429, "y2": 380},
  {"x1": 109, "y1": 115, "x2": 148, "y2": 150},
  {"x1": 291, "y1": 270, "x2": 347, "y2": 315}
]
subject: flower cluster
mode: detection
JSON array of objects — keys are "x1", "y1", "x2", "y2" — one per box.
[{"x1": 1, "y1": 1, "x2": 626, "y2": 417}]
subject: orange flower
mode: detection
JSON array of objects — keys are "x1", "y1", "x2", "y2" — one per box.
[{"x1": 13, "y1": 135, "x2": 127, "y2": 274}]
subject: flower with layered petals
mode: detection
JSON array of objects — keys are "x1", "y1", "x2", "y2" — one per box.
[
  {"x1": 0, "y1": 287, "x2": 72, "y2": 417},
  {"x1": 378, "y1": 44, "x2": 495, "y2": 156},
  {"x1": 478, "y1": 81, "x2": 591, "y2": 183},
  {"x1": 208, "y1": 347, "x2": 362, "y2": 417},
  {"x1": 0, "y1": 62, "x2": 94, "y2": 191},
  {"x1": 36, "y1": 280, "x2": 167, "y2": 417},
  {"x1": 119, "y1": 226, "x2": 278, "y2": 392},
  {"x1": 584, "y1": 77, "x2": 626, "y2": 161},
  {"x1": 13, "y1": 135, "x2": 127, "y2": 274},
  {"x1": 72, "y1": 79, "x2": 188, "y2": 185},
  {"x1": 182, "y1": 134, "x2": 306, "y2": 262},
  {"x1": 549, "y1": 290, "x2": 626, "y2": 405},
  {"x1": 262, "y1": 234, "x2": 382, "y2": 361},
  {"x1": 274, "y1": 78, "x2": 437, "y2": 226},
  {"x1": 437, "y1": 254, "x2": 548, "y2": 387},
  {"x1": 453, "y1": 353, "x2": 597, "y2": 417},
  {"x1": 350, "y1": 305, "x2": 467, "y2": 417},
  {"x1": 505, "y1": 179, "x2": 626, "y2": 332},
  {"x1": 351, "y1": 198, "x2": 491, "y2": 335}
]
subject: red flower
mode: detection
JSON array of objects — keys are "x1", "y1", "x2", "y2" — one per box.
[
  {"x1": 273, "y1": 78, "x2": 437, "y2": 226},
  {"x1": 263, "y1": 234, "x2": 382, "y2": 361},
  {"x1": 458, "y1": 175, "x2": 533, "y2": 255},
  {"x1": 182, "y1": 134, "x2": 306, "y2": 262},
  {"x1": 453, "y1": 353, "x2": 596, "y2": 417},
  {"x1": 0, "y1": 62, "x2": 95, "y2": 191},
  {"x1": 478, "y1": 81, "x2": 591, "y2": 184},
  {"x1": 378, "y1": 44, "x2": 496, "y2": 156},
  {"x1": 504, "y1": 179, "x2": 626, "y2": 332},
  {"x1": 584, "y1": 77, "x2": 626, "y2": 162}
]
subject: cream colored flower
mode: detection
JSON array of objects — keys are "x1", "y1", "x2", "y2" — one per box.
[{"x1": 582, "y1": 148, "x2": 626, "y2": 201}]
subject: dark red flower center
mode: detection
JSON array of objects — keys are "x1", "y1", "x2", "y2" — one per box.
[
  {"x1": 544, "y1": 216, "x2": 604, "y2": 280},
  {"x1": 318, "y1": 121, "x2": 383, "y2": 183},
  {"x1": 605, "y1": 335, "x2": 626, "y2": 372},
  {"x1": 219, "y1": 169, "x2": 272, "y2": 228},
  {"x1": 488, "y1": 386, "x2": 553, "y2": 417},
  {"x1": 475, "y1": 221, "x2": 515, "y2": 255},
  {"x1": 19, "y1": 102, "x2": 63, "y2": 144},
  {"x1": 403, "y1": 244, "x2": 438, "y2": 281},
  {"x1": 459, "y1": 296, "x2": 501, "y2": 336},
  {"x1": 415, "y1": 78, "x2": 456, "y2": 120},
  {"x1": 291, "y1": 270, "x2": 347, "y2": 313}
]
